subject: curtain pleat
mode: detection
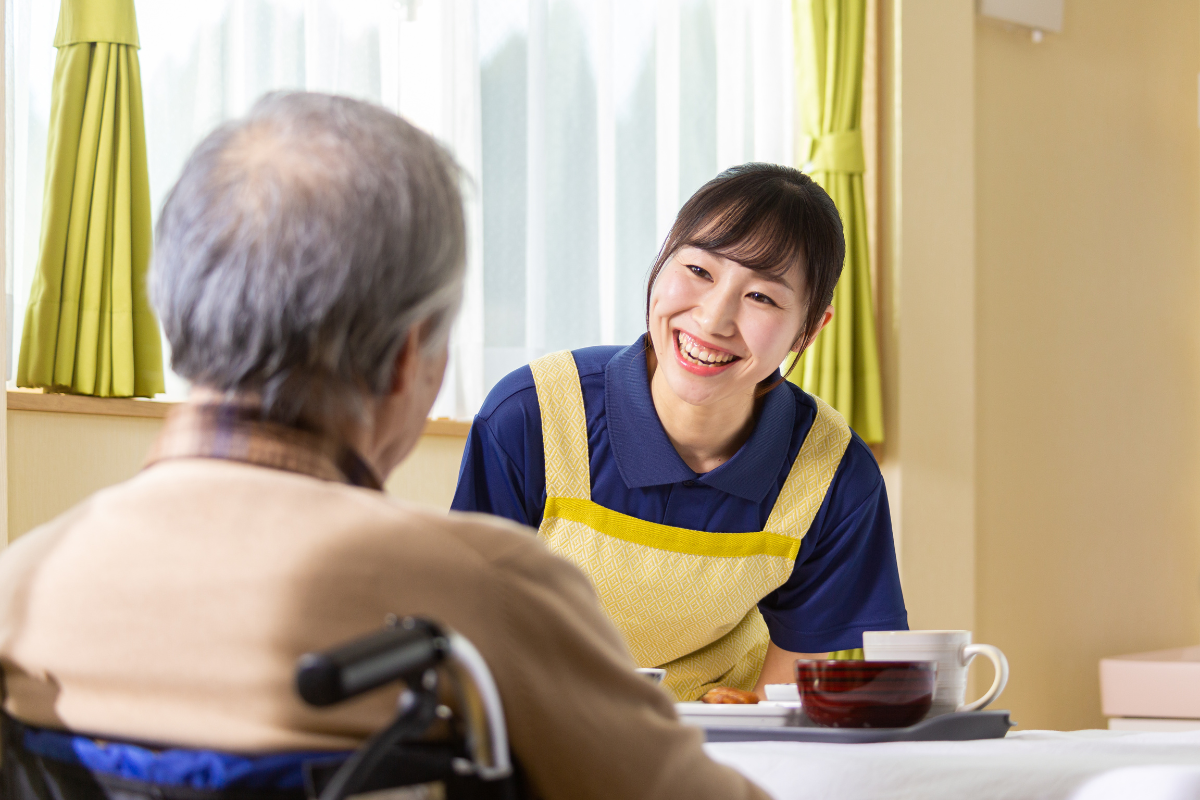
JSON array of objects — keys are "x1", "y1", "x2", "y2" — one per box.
[
  {"x1": 16, "y1": 0, "x2": 163, "y2": 398},
  {"x1": 788, "y1": 0, "x2": 883, "y2": 444}
]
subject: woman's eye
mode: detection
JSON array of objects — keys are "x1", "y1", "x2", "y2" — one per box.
[
  {"x1": 687, "y1": 265, "x2": 712, "y2": 281},
  {"x1": 748, "y1": 292, "x2": 777, "y2": 307}
]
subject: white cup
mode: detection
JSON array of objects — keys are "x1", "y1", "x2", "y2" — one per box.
[{"x1": 862, "y1": 630, "x2": 1008, "y2": 717}]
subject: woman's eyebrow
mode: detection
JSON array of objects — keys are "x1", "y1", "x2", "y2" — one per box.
[{"x1": 753, "y1": 271, "x2": 798, "y2": 292}]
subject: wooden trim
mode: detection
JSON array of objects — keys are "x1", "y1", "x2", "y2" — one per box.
[
  {"x1": 7, "y1": 390, "x2": 176, "y2": 419},
  {"x1": 423, "y1": 418, "x2": 471, "y2": 437},
  {"x1": 5, "y1": 390, "x2": 472, "y2": 436}
]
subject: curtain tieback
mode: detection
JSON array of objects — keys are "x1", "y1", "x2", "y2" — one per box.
[{"x1": 798, "y1": 130, "x2": 865, "y2": 174}]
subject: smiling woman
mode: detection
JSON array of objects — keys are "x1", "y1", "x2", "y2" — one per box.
[
  {"x1": 452, "y1": 163, "x2": 907, "y2": 702},
  {"x1": 645, "y1": 164, "x2": 842, "y2": 475}
]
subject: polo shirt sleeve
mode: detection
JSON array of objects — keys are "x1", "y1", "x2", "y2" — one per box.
[
  {"x1": 757, "y1": 436, "x2": 908, "y2": 653},
  {"x1": 450, "y1": 367, "x2": 548, "y2": 528}
]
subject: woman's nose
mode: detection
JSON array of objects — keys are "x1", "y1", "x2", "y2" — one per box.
[{"x1": 694, "y1": 286, "x2": 739, "y2": 337}]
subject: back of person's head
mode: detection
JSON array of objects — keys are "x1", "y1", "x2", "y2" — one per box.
[
  {"x1": 151, "y1": 91, "x2": 465, "y2": 430},
  {"x1": 646, "y1": 163, "x2": 845, "y2": 354}
]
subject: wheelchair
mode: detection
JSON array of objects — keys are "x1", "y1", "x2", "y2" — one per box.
[{"x1": 1, "y1": 617, "x2": 530, "y2": 800}]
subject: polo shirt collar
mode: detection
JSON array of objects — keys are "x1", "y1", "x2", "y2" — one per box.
[{"x1": 605, "y1": 335, "x2": 796, "y2": 503}]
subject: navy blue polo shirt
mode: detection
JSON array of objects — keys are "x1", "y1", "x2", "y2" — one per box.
[{"x1": 451, "y1": 336, "x2": 907, "y2": 653}]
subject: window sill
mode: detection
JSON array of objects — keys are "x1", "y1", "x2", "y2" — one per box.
[
  {"x1": 7, "y1": 388, "x2": 172, "y2": 418},
  {"x1": 5, "y1": 390, "x2": 471, "y2": 436}
]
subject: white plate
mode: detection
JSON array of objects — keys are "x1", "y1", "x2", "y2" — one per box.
[{"x1": 676, "y1": 701, "x2": 805, "y2": 728}]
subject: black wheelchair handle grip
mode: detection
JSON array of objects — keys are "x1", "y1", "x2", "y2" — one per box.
[{"x1": 296, "y1": 618, "x2": 450, "y2": 707}]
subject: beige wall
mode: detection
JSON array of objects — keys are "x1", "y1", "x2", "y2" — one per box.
[
  {"x1": 973, "y1": 1, "x2": 1200, "y2": 730},
  {"x1": 7, "y1": 410, "x2": 164, "y2": 539},
  {"x1": 7, "y1": 410, "x2": 468, "y2": 541},
  {"x1": 382, "y1": 432, "x2": 470, "y2": 510},
  {"x1": 878, "y1": 0, "x2": 978, "y2": 637},
  {"x1": 878, "y1": 0, "x2": 1200, "y2": 731}
]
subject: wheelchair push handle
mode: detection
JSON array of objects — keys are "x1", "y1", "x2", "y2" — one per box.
[
  {"x1": 296, "y1": 617, "x2": 450, "y2": 707},
  {"x1": 295, "y1": 617, "x2": 513, "y2": 787}
]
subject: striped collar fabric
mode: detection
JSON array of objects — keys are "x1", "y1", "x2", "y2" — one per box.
[{"x1": 145, "y1": 398, "x2": 383, "y2": 491}]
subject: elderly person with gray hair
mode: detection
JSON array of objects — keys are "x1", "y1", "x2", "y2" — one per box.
[{"x1": 0, "y1": 93, "x2": 768, "y2": 800}]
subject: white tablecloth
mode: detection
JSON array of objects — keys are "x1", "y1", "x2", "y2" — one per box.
[{"x1": 705, "y1": 730, "x2": 1200, "y2": 800}]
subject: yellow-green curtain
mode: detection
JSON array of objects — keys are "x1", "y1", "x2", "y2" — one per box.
[
  {"x1": 829, "y1": 647, "x2": 864, "y2": 660},
  {"x1": 16, "y1": 0, "x2": 164, "y2": 398},
  {"x1": 788, "y1": 0, "x2": 883, "y2": 444}
]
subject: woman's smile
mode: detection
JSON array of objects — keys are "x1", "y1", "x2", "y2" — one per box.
[
  {"x1": 648, "y1": 246, "x2": 808, "y2": 410},
  {"x1": 674, "y1": 329, "x2": 741, "y2": 374}
]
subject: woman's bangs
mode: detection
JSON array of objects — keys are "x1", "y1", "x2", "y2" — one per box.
[{"x1": 687, "y1": 192, "x2": 805, "y2": 279}]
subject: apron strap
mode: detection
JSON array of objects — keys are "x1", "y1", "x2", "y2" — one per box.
[
  {"x1": 765, "y1": 393, "x2": 852, "y2": 539},
  {"x1": 530, "y1": 351, "x2": 591, "y2": 501}
]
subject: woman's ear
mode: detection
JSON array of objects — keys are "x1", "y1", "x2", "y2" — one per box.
[{"x1": 791, "y1": 305, "x2": 835, "y2": 353}]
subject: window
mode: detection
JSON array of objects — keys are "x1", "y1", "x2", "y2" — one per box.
[{"x1": 7, "y1": 0, "x2": 794, "y2": 418}]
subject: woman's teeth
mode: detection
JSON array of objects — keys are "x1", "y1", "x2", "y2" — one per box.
[{"x1": 677, "y1": 331, "x2": 737, "y2": 366}]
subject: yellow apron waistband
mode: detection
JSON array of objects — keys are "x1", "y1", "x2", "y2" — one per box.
[{"x1": 544, "y1": 496, "x2": 801, "y2": 560}]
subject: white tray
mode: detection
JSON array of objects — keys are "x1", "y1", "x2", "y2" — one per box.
[{"x1": 702, "y1": 710, "x2": 1015, "y2": 743}]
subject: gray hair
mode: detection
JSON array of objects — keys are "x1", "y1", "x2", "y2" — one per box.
[{"x1": 150, "y1": 91, "x2": 465, "y2": 429}]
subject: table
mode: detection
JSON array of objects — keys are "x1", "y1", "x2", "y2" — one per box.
[{"x1": 706, "y1": 729, "x2": 1200, "y2": 800}]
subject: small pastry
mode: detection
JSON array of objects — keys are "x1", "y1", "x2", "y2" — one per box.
[{"x1": 700, "y1": 686, "x2": 759, "y2": 704}]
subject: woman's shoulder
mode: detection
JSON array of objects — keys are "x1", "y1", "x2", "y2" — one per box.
[
  {"x1": 478, "y1": 364, "x2": 537, "y2": 421},
  {"x1": 780, "y1": 382, "x2": 881, "y2": 482},
  {"x1": 477, "y1": 345, "x2": 627, "y2": 421}
]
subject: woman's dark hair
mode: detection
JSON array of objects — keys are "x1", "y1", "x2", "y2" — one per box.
[{"x1": 645, "y1": 163, "x2": 845, "y2": 381}]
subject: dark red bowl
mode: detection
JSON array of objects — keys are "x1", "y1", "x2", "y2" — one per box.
[{"x1": 795, "y1": 660, "x2": 937, "y2": 728}]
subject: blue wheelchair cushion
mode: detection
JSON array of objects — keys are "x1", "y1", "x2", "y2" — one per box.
[{"x1": 21, "y1": 725, "x2": 350, "y2": 791}]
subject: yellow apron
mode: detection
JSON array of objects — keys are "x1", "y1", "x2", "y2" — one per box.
[{"x1": 531, "y1": 351, "x2": 853, "y2": 700}]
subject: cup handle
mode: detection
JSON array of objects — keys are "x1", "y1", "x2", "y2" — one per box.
[{"x1": 959, "y1": 644, "x2": 1009, "y2": 712}]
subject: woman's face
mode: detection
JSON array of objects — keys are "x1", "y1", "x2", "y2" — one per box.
[{"x1": 647, "y1": 246, "x2": 807, "y2": 408}]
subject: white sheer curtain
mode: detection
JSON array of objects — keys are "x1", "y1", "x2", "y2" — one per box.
[
  {"x1": 477, "y1": 0, "x2": 795, "y2": 393},
  {"x1": 6, "y1": 0, "x2": 792, "y2": 419}
]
